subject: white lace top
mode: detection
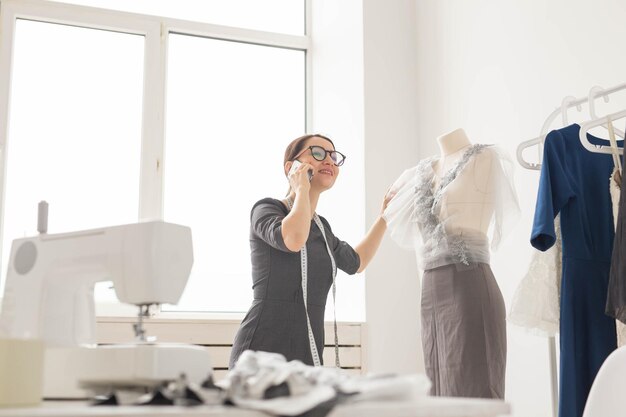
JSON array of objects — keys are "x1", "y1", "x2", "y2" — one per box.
[
  {"x1": 384, "y1": 144, "x2": 520, "y2": 269},
  {"x1": 508, "y1": 217, "x2": 562, "y2": 337}
]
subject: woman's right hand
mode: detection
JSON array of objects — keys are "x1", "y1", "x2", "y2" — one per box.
[{"x1": 288, "y1": 161, "x2": 313, "y2": 194}]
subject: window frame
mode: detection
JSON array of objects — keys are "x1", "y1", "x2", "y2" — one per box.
[{"x1": 0, "y1": 0, "x2": 311, "y2": 318}]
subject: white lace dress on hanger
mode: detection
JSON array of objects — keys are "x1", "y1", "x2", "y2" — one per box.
[{"x1": 508, "y1": 218, "x2": 561, "y2": 337}]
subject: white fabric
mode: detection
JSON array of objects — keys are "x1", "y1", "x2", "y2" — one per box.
[
  {"x1": 610, "y1": 168, "x2": 621, "y2": 230},
  {"x1": 508, "y1": 216, "x2": 562, "y2": 337},
  {"x1": 383, "y1": 144, "x2": 520, "y2": 269},
  {"x1": 220, "y1": 350, "x2": 431, "y2": 416}
]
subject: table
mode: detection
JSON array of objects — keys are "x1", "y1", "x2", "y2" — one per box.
[{"x1": 0, "y1": 397, "x2": 510, "y2": 417}]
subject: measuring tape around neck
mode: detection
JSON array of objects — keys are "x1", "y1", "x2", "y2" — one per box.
[{"x1": 286, "y1": 197, "x2": 340, "y2": 368}]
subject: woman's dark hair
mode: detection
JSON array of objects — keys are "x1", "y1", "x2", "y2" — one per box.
[{"x1": 283, "y1": 134, "x2": 335, "y2": 167}]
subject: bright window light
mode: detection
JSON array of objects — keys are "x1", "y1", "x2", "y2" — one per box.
[
  {"x1": 2, "y1": 19, "x2": 143, "y2": 298},
  {"x1": 162, "y1": 34, "x2": 305, "y2": 312}
]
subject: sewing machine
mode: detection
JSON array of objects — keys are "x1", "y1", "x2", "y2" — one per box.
[{"x1": 0, "y1": 221, "x2": 212, "y2": 399}]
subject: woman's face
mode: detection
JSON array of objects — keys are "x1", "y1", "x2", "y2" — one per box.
[{"x1": 293, "y1": 137, "x2": 340, "y2": 191}]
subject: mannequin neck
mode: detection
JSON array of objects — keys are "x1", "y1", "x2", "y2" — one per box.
[{"x1": 437, "y1": 128, "x2": 471, "y2": 157}]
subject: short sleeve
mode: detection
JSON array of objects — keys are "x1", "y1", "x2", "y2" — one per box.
[
  {"x1": 319, "y1": 216, "x2": 361, "y2": 275},
  {"x1": 382, "y1": 166, "x2": 421, "y2": 250},
  {"x1": 530, "y1": 130, "x2": 575, "y2": 251},
  {"x1": 489, "y1": 146, "x2": 521, "y2": 250},
  {"x1": 250, "y1": 199, "x2": 291, "y2": 252}
]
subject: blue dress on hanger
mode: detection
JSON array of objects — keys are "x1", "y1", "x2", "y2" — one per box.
[{"x1": 531, "y1": 124, "x2": 617, "y2": 417}]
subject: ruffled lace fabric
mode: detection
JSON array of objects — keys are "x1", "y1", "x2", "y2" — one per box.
[
  {"x1": 383, "y1": 144, "x2": 520, "y2": 270},
  {"x1": 508, "y1": 216, "x2": 562, "y2": 337}
]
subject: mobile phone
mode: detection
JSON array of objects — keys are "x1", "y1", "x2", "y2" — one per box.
[{"x1": 289, "y1": 160, "x2": 313, "y2": 182}]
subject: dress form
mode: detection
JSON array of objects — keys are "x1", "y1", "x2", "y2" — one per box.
[
  {"x1": 438, "y1": 128, "x2": 471, "y2": 154},
  {"x1": 432, "y1": 128, "x2": 472, "y2": 178},
  {"x1": 381, "y1": 128, "x2": 517, "y2": 399},
  {"x1": 433, "y1": 128, "x2": 495, "y2": 238}
]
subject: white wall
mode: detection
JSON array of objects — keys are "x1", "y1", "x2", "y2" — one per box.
[
  {"x1": 311, "y1": 0, "x2": 423, "y2": 374},
  {"x1": 415, "y1": 1, "x2": 626, "y2": 416},
  {"x1": 362, "y1": 0, "x2": 423, "y2": 374},
  {"x1": 310, "y1": 0, "x2": 367, "y2": 323},
  {"x1": 314, "y1": 0, "x2": 626, "y2": 415}
]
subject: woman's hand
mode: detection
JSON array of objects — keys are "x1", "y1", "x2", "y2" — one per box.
[
  {"x1": 283, "y1": 161, "x2": 314, "y2": 251},
  {"x1": 355, "y1": 186, "x2": 395, "y2": 273},
  {"x1": 288, "y1": 161, "x2": 313, "y2": 195},
  {"x1": 380, "y1": 186, "x2": 396, "y2": 218}
]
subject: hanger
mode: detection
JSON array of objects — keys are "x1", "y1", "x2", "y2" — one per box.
[
  {"x1": 607, "y1": 116, "x2": 622, "y2": 172},
  {"x1": 578, "y1": 83, "x2": 626, "y2": 154},
  {"x1": 579, "y1": 109, "x2": 626, "y2": 155},
  {"x1": 519, "y1": 82, "x2": 626, "y2": 167},
  {"x1": 516, "y1": 95, "x2": 585, "y2": 170}
]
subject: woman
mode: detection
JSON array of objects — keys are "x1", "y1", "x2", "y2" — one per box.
[{"x1": 229, "y1": 134, "x2": 392, "y2": 368}]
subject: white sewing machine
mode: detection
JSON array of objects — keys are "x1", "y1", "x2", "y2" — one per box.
[{"x1": 0, "y1": 221, "x2": 212, "y2": 399}]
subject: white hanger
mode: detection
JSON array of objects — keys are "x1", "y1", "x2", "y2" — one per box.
[
  {"x1": 588, "y1": 85, "x2": 610, "y2": 120},
  {"x1": 587, "y1": 85, "x2": 626, "y2": 139},
  {"x1": 578, "y1": 83, "x2": 626, "y2": 154},
  {"x1": 579, "y1": 109, "x2": 626, "y2": 155},
  {"x1": 516, "y1": 95, "x2": 585, "y2": 170},
  {"x1": 561, "y1": 95, "x2": 582, "y2": 126},
  {"x1": 518, "y1": 82, "x2": 626, "y2": 167},
  {"x1": 607, "y1": 116, "x2": 622, "y2": 172}
]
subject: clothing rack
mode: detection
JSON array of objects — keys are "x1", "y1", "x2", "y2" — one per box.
[{"x1": 518, "y1": 82, "x2": 626, "y2": 417}]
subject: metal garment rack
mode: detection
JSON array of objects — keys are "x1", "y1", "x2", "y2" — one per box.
[{"x1": 517, "y1": 82, "x2": 626, "y2": 417}]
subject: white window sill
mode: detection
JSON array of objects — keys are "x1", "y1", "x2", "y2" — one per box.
[{"x1": 95, "y1": 302, "x2": 247, "y2": 321}]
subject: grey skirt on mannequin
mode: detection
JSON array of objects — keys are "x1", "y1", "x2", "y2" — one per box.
[{"x1": 421, "y1": 262, "x2": 507, "y2": 398}]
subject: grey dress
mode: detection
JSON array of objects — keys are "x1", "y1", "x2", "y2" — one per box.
[{"x1": 229, "y1": 198, "x2": 360, "y2": 368}]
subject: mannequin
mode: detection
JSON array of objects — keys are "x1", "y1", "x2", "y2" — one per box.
[
  {"x1": 383, "y1": 128, "x2": 519, "y2": 400},
  {"x1": 432, "y1": 128, "x2": 496, "y2": 238},
  {"x1": 436, "y1": 127, "x2": 472, "y2": 158}
]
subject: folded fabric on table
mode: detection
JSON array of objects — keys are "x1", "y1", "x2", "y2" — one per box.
[{"x1": 220, "y1": 350, "x2": 431, "y2": 417}]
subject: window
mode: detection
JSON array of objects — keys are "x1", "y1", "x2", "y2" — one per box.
[
  {"x1": 1, "y1": 19, "x2": 144, "y2": 297},
  {"x1": 0, "y1": 0, "x2": 310, "y2": 314},
  {"x1": 162, "y1": 35, "x2": 305, "y2": 312}
]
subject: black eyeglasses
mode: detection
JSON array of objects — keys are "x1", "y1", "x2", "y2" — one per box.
[{"x1": 294, "y1": 145, "x2": 346, "y2": 166}]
